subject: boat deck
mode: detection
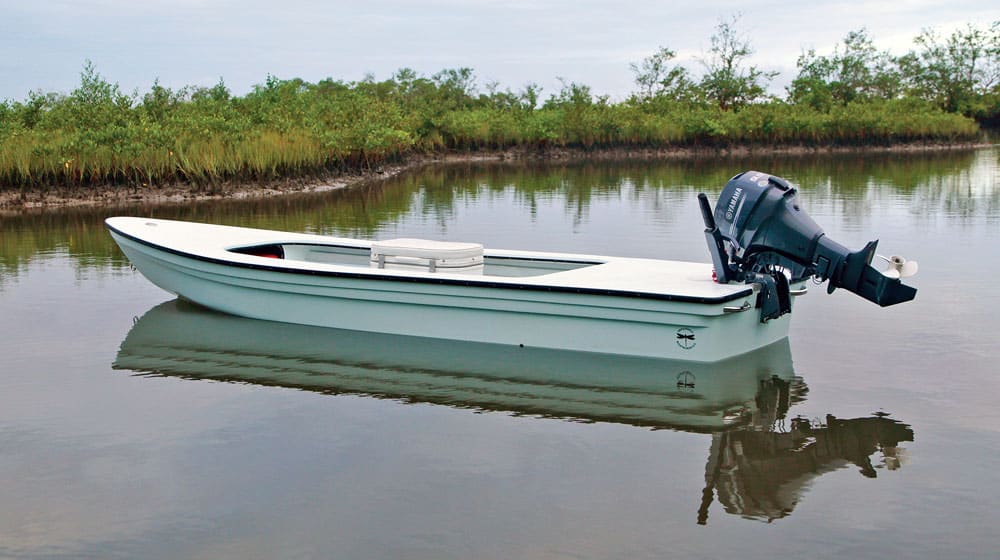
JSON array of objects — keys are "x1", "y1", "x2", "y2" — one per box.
[{"x1": 106, "y1": 217, "x2": 754, "y2": 303}]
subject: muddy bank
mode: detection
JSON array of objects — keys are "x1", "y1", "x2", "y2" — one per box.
[{"x1": 0, "y1": 143, "x2": 990, "y2": 213}]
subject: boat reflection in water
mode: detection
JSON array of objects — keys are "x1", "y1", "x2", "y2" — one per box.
[{"x1": 113, "y1": 300, "x2": 913, "y2": 525}]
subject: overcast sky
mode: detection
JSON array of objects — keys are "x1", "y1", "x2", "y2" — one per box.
[{"x1": 1, "y1": 0, "x2": 998, "y2": 102}]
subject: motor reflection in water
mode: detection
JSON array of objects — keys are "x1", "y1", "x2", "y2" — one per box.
[
  {"x1": 114, "y1": 300, "x2": 913, "y2": 525},
  {"x1": 699, "y1": 404, "x2": 912, "y2": 525}
]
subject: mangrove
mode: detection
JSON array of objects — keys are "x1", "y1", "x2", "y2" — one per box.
[{"x1": 0, "y1": 19, "x2": 997, "y2": 193}]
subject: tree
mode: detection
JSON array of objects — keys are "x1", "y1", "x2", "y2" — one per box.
[
  {"x1": 518, "y1": 82, "x2": 542, "y2": 111},
  {"x1": 546, "y1": 78, "x2": 594, "y2": 107},
  {"x1": 57, "y1": 61, "x2": 135, "y2": 131},
  {"x1": 630, "y1": 46, "x2": 698, "y2": 102},
  {"x1": 900, "y1": 22, "x2": 1000, "y2": 113},
  {"x1": 431, "y1": 67, "x2": 478, "y2": 109},
  {"x1": 789, "y1": 29, "x2": 901, "y2": 110},
  {"x1": 698, "y1": 14, "x2": 777, "y2": 111},
  {"x1": 141, "y1": 79, "x2": 180, "y2": 123}
]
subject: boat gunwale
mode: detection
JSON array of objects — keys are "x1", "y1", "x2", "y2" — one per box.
[{"x1": 106, "y1": 220, "x2": 755, "y2": 305}]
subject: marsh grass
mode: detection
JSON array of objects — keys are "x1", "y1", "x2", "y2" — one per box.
[{"x1": 0, "y1": 66, "x2": 981, "y2": 191}]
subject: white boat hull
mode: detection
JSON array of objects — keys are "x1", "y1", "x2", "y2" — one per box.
[{"x1": 107, "y1": 217, "x2": 795, "y2": 362}]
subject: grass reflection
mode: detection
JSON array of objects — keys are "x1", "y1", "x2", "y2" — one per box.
[{"x1": 1, "y1": 147, "x2": 995, "y2": 280}]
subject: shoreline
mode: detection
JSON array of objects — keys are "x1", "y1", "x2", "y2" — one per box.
[{"x1": 0, "y1": 142, "x2": 991, "y2": 213}]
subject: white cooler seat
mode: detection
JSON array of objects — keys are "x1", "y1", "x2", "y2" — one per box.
[{"x1": 370, "y1": 238, "x2": 484, "y2": 275}]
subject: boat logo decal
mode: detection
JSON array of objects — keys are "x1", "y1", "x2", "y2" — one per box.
[
  {"x1": 676, "y1": 371, "x2": 695, "y2": 390},
  {"x1": 676, "y1": 328, "x2": 696, "y2": 350}
]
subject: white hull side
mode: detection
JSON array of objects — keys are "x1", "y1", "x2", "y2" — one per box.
[{"x1": 111, "y1": 231, "x2": 791, "y2": 362}]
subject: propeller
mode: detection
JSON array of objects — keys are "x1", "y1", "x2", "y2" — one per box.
[{"x1": 878, "y1": 255, "x2": 919, "y2": 279}]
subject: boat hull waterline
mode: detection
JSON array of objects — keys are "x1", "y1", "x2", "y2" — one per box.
[{"x1": 106, "y1": 217, "x2": 798, "y2": 362}]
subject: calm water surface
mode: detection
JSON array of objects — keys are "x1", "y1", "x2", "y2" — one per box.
[{"x1": 1, "y1": 150, "x2": 998, "y2": 559}]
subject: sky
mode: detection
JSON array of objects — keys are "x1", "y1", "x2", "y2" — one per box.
[{"x1": 1, "y1": 0, "x2": 998, "y2": 103}]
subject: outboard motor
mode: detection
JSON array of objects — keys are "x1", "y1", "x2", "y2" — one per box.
[{"x1": 699, "y1": 171, "x2": 917, "y2": 322}]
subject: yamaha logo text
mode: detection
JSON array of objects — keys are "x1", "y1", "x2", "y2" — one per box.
[{"x1": 725, "y1": 187, "x2": 743, "y2": 222}]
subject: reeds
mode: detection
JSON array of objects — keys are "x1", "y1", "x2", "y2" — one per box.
[{"x1": 0, "y1": 70, "x2": 981, "y2": 191}]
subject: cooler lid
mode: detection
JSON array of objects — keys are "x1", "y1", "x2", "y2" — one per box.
[{"x1": 371, "y1": 238, "x2": 484, "y2": 261}]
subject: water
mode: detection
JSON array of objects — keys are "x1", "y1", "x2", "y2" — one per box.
[{"x1": 1, "y1": 149, "x2": 998, "y2": 559}]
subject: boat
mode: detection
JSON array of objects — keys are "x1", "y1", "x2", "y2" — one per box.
[
  {"x1": 106, "y1": 170, "x2": 918, "y2": 361},
  {"x1": 114, "y1": 299, "x2": 914, "y2": 524}
]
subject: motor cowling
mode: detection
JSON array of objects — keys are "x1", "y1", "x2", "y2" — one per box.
[{"x1": 699, "y1": 171, "x2": 916, "y2": 321}]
